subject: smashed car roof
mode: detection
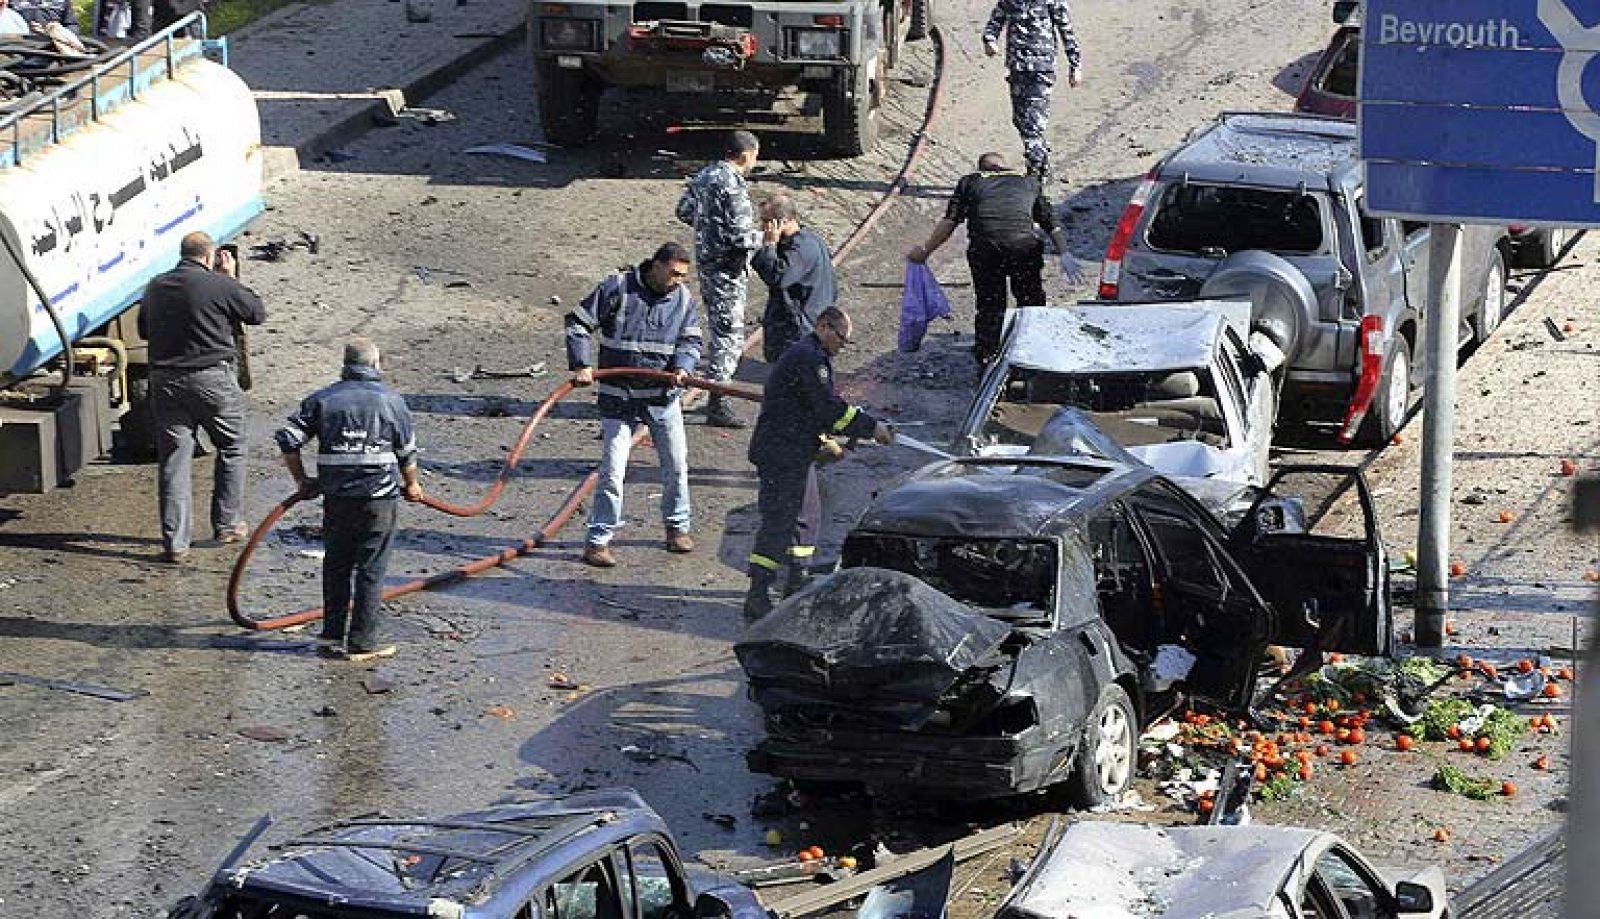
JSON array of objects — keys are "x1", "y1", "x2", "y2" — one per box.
[
  {"x1": 1001, "y1": 822, "x2": 1325, "y2": 919},
  {"x1": 220, "y1": 790, "x2": 660, "y2": 912},
  {"x1": 1005, "y1": 302, "x2": 1250, "y2": 375},
  {"x1": 1165, "y1": 112, "x2": 1356, "y2": 189},
  {"x1": 854, "y1": 457, "x2": 1146, "y2": 539}
]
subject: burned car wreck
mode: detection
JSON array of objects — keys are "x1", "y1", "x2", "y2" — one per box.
[{"x1": 738, "y1": 457, "x2": 1391, "y2": 804}]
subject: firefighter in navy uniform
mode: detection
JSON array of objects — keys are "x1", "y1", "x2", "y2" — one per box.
[
  {"x1": 276, "y1": 338, "x2": 422, "y2": 662},
  {"x1": 744, "y1": 307, "x2": 893, "y2": 620}
]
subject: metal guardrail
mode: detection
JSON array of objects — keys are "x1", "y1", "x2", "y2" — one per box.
[
  {"x1": 0, "y1": 12, "x2": 220, "y2": 167},
  {"x1": 1455, "y1": 829, "x2": 1565, "y2": 919}
]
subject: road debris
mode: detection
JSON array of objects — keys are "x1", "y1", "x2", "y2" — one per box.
[
  {"x1": 463, "y1": 143, "x2": 549, "y2": 163},
  {"x1": 0, "y1": 671, "x2": 146, "y2": 702},
  {"x1": 237, "y1": 725, "x2": 291, "y2": 743},
  {"x1": 484, "y1": 704, "x2": 515, "y2": 719},
  {"x1": 447, "y1": 362, "x2": 548, "y2": 384}
]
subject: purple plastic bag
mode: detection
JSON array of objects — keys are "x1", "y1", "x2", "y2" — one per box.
[{"x1": 898, "y1": 261, "x2": 952, "y2": 352}]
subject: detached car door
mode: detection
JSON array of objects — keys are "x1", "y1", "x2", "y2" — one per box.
[{"x1": 1229, "y1": 465, "x2": 1391, "y2": 656}]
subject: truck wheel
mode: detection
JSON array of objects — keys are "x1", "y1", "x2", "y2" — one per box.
[
  {"x1": 112, "y1": 368, "x2": 157, "y2": 462},
  {"x1": 1063, "y1": 684, "x2": 1136, "y2": 809},
  {"x1": 1473, "y1": 248, "x2": 1508, "y2": 343},
  {"x1": 1362, "y1": 334, "x2": 1411, "y2": 446},
  {"x1": 907, "y1": 0, "x2": 931, "y2": 41},
  {"x1": 824, "y1": 63, "x2": 879, "y2": 157},
  {"x1": 535, "y1": 60, "x2": 601, "y2": 146}
]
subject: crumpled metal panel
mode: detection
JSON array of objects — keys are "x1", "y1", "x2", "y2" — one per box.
[{"x1": 736, "y1": 568, "x2": 1013, "y2": 728}]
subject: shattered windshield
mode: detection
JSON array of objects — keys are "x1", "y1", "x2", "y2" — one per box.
[
  {"x1": 982, "y1": 367, "x2": 1230, "y2": 451},
  {"x1": 842, "y1": 535, "x2": 1057, "y2": 621},
  {"x1": 1147, "y1": 183, "x2": 1324, "y2": 255}
]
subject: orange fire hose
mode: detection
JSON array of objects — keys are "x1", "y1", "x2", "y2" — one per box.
[
  {"x1": 226, "y1": 28, "x2": 948, "y2": 631},
  {"x1": 226, "y1": 371, "x2": 760, "y2": 630}
]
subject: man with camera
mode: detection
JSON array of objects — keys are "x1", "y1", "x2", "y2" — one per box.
[{"x1": 137, "y1": 231, "x2": 266, "y2": 563}]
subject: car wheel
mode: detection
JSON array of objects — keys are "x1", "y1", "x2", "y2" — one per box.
[
  {"x1": 1361, "y1": 335, "x2": 1411, "y2": 446},
  {"x1": 1474, "y1": 249, "x2": 1508, "y2": 343},
  {"x1": 1065, "y1": 684, "x2": 1136, "y2": 808}
]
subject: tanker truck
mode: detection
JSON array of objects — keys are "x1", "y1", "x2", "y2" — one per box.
[{"x1": 0, "y1": 16, "x2": 264, "y2": 493}]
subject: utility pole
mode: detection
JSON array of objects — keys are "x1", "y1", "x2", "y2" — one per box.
[{"x1": 1414, "y1": 223, "x2": 1462, "y2": 649}]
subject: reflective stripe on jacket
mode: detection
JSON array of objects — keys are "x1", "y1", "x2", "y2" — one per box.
[{"x1": 275, "y1": 365, "x2": 418, "y2": 499}]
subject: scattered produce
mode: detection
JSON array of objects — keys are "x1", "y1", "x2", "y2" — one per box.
[{"x1": 1433, "y1": 765, "x2": 1500, "y2": 800}]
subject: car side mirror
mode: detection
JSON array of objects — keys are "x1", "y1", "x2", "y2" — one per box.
[{"x1": 1392, "y1": 881, "x2": 1434, "y2": 914}]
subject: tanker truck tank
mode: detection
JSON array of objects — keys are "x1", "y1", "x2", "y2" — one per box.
[{"x1": 0, "y1": 17, "x2": 265, "y2": 492}]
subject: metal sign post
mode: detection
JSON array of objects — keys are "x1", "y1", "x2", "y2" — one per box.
[{"x1": 1413, "y1": 224, "x2": 1462, "y2": 648}]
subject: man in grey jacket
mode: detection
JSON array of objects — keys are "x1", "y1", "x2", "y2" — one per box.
[
  {"x1": 753, "y1": 193, "x2": 837, "y2": 363},
  {"x1": 566, "y1": 242, "x2": 704, "y2": 568}
]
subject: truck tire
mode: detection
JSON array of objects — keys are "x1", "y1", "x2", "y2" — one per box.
[
  {"x1": 112, "y1": 368, "x2": 157, "y2": 462},
  {"x1": 535, "y1": 60, "x2": 601, "y2": 146},
  {"x1": 824, "y1": 62, "x2": 879, "y2": 157},
  {"x1": 1063, "y1": 684, "x2": 1136, "y2": 809},
  {"x1": 1361, "y1": 334, "x2": 1411, "y2": 446},
  {"x1": 907, "y1": 0, "x2": 931, "y2": 41},
  {"x1": 1472, "y1": 247, "x2": 1508, "y2": 343}
]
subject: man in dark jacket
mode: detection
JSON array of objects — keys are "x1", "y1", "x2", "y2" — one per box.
[
  {"x1": 745, "y1": 307, "x2": 892, "y2": 619},
  {"x1": 138, "y1": 231, "x2": 266, "y2": 563},
  {"x1": 129, "y1": 0, "x2": 202, "y2": 39},
  {"x1": 276, "y1": 339, "x2": 422, "y2": 662},
  {"x1": 567, "y1": 242, "x2": 704, "y2": 568},
  {"x1": 907, "y1": 151, "x2": 1082, "y2": 364},
  {"x1": 753, "y1": 193, "x2": 837, "y2": 363}
]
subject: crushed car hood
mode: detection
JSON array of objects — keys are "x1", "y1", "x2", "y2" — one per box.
[
  {"x1": 735, "y1": 568, "x2": 1013, "y2": 727},
  {"x1": 1002, "y1": 822, "x2": 1322, "y2": 919}
]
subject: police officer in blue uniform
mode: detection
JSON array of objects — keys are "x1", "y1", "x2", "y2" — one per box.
[
  {"x1": 982, "y1": 0, "x2": 1082, "y2": 179},
  {"x1": 276, "y1": 338, "x2": 422, "y2": 662},
  {"x1": 744, "y1": 307, "x2": 892, "y2": 619}
]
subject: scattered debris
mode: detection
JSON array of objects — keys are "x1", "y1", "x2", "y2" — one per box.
[
  {"x1": 464, "y1": 143, "x2": 549, "y2": 163},
  {"x1": 0, "y1": 671, "x2": 145, "y2": 702},
  {"x1": 1544, "y1": 316, "x2": 1568, "y2": 341},
  {"x1": 312, "y1": 705, "x2": 338, "y2": 718},
  {"x1": 702, "y1": 812, "x2": 737, "y2": 829},
  {"x1": 361, "y1": 676, "x2": 396, "y2": 695},
  {"x1": 249, "y1": 232, "x2": 320, "y2": 262},
  {"x1": 238, "y1": 725, "x2": 291, "y2": 743},
  {"x1": 446, "y1": 362, "x2": 548, "y2": 384},
  {"x1": 1433, "y1": 764, "x2": 1501, "y2": 800},
  {"x1": 547, "y1": 673, "x2": 581, "y2": 691},
  {"x1": 485, "y1": 704, "x2": 515, "y2": 719}
]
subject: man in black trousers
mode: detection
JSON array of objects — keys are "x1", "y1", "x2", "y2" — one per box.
[{"x1": 276, "y1": 339, "x2": 423, "y2": 662}]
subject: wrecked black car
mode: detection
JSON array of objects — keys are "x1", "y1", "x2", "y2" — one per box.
[{"x1": 737, "y1": 458, "x2": 1390, "y2": 805}]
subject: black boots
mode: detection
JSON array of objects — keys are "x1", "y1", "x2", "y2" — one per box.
[
  {"x1": 782, "y1": 563, "x2": 811, "y2": 598},
  {"x1": 706, "y1": 394, "x2": 747, "y2": 429},
  {"x1": 743, "y1": 567, "x2": 777, "y2": 621}
]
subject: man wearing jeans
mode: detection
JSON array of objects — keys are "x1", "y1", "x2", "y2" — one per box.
[
  {"x1": 566, "y1": 242, "x2": 703, "y2": 568},
  {"x1": 138, "y1": 231, "x2": 265, "y2": 563},
  {"x1": 276, "y1": 339, "x2": 422, "y2": 662}
]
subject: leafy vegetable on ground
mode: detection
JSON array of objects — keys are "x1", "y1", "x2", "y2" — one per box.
[{"x1": 1432, "y1": 765, "x2": 1500, "y2": 800}]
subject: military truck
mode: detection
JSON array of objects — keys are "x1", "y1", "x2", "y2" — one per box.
[{"x1": 525, "y1": 0, "x2": 931, "y2": 154}]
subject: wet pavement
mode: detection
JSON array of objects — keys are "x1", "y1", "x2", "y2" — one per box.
[{"x1": 0, "y1": 0, "x2": 1594, "y2": 915}]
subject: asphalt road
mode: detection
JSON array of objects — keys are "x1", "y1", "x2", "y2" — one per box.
[{"x1": 0, "y1": 0, "x2": 1590, "y2": 914}]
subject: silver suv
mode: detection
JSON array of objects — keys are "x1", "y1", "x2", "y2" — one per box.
[{"x1": 1098, "y1": 113, "x2": 1510, "y2": 443}]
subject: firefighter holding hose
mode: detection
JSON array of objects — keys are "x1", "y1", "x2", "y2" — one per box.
[
  {"x1": 275, "y1": 338, "x2": 422, "y2": 662},
  {"x1": 744, "y1": 307, "x2": 892, "y2": 620}
]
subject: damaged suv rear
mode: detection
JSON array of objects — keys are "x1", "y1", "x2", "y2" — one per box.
[{"x1": 738, "y1": 458, "x2": 1391, "y2": 805}]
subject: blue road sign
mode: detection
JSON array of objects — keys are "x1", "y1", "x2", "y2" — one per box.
[{"x1": 1361, "y1": 0, "x2": 1600, "y2": 225}]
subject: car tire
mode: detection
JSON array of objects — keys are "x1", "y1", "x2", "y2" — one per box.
[
  {"x1": 1064, "y1": 684, "x2": 1136, "y2": 808},
  {"x1": 907, "y1": 0, "x2": 932, "y2": 41},
  {"x1": 1473, "y1": 248, "x2": 1508, "y2": 343},
  {"x1": 1514, "y1": 228, "x2": 1569, "y2": 269},
  {"x1": 823, "y1": 62, "x2": 880, "y2": 156},
  {"x1": 1361, "y1": 334, "x2": 1411, "y2": 447},
  {"x1": 535, "y1": 59, "x2": 601, "y2": 146}
]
